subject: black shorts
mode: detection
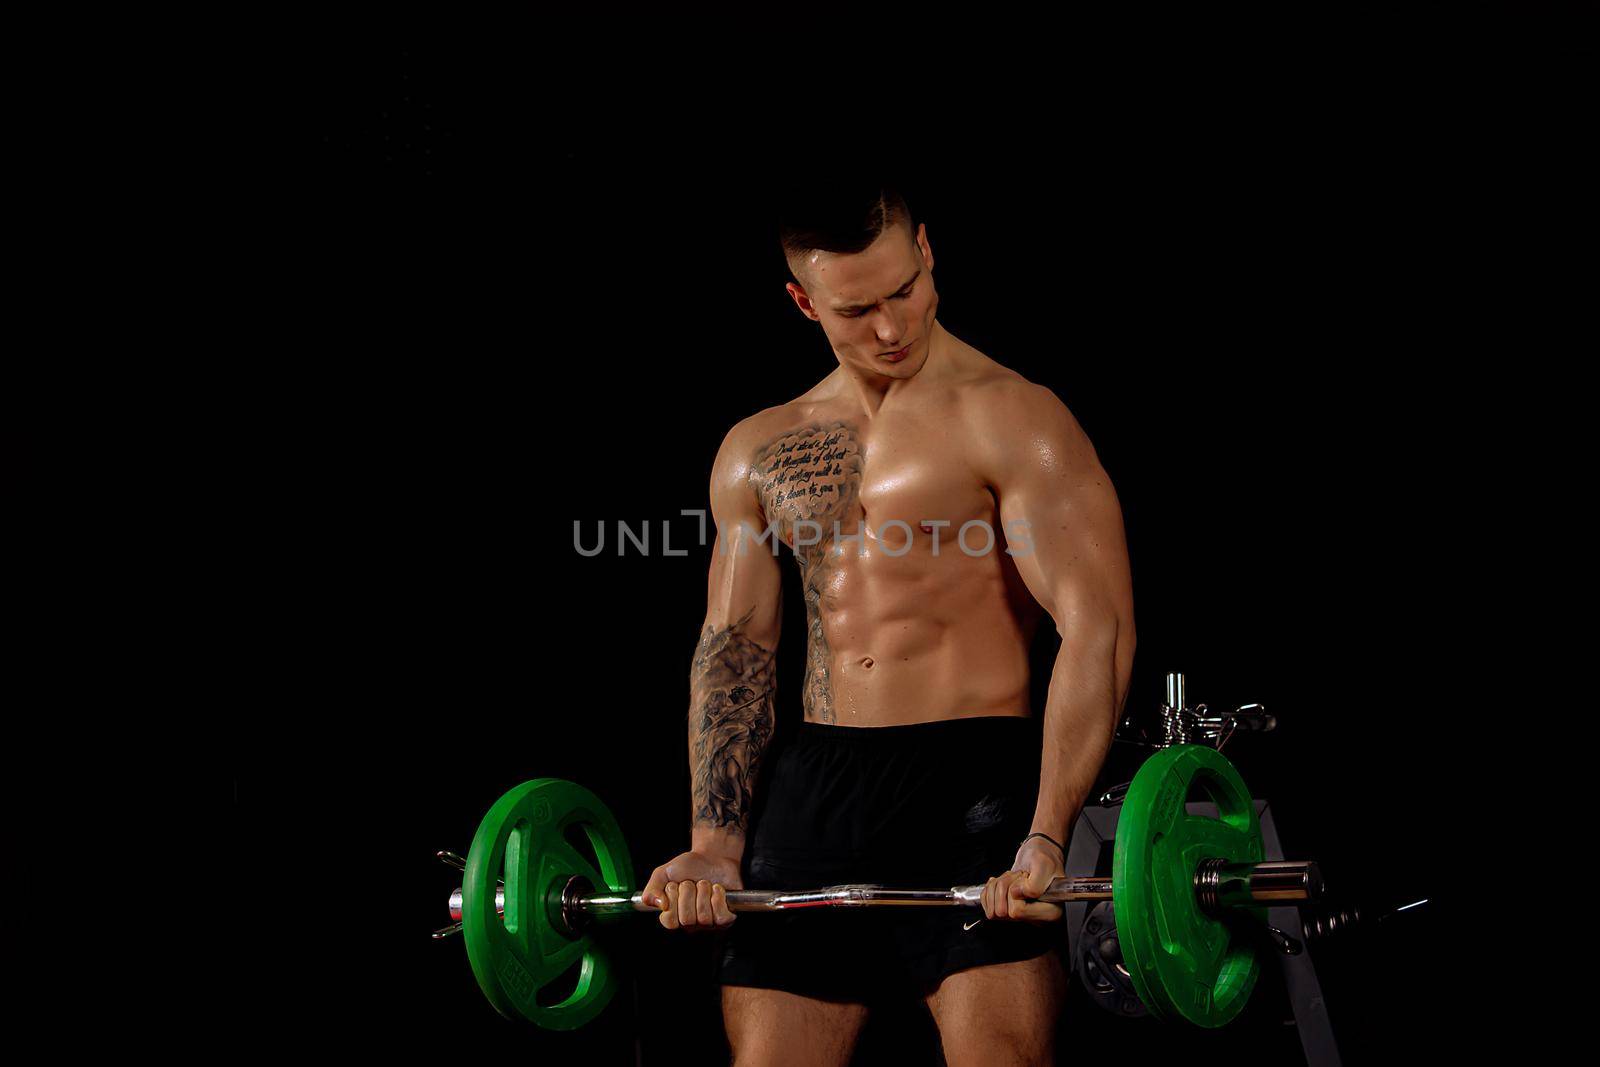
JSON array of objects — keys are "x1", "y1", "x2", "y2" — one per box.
[{"x1": 717, "y1": 715, "x2": 1058, "y2": 1002}]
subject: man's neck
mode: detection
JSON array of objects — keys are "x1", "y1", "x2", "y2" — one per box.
[{"x1": 834, "y1": 320, "x2": 949, "y2": 420}]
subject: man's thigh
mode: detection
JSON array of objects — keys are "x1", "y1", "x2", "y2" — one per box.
[
  {"x1": 924, "y1": 950, "x2": 1065, "y2": 1067},
  {"x1": 722, "y1": 985, "x2": 870, "y2": 1067}
]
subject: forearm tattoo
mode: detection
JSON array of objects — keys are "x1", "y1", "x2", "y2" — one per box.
[
  {"x1": 752, "y1": 421, "x2": 864, "y2": 725},
  {"x1": 690, "y1": 608, "x2": 777, "y2": 831}
]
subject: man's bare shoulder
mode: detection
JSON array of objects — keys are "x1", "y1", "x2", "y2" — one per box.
[
  {"x1": 954, "y1": 357, "x2": 1100, "y2": 480},
  {"x1": 944, "y1": 339, "x2": 1049, "y2": 409},
  {"x1": 721, "y1": 399, "x2": 825, "y2": 454},
  {"x1": 712, "y1": 396, "x2": 845, "y2": 492}
]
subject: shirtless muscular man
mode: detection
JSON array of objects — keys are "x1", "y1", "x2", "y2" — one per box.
[{"x1": 641, "y1": 181, "x2": 1135, "y2": 1066}]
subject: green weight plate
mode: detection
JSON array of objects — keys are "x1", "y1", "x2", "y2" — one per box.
[
  {"x1": 462, "y1": 778, "x2": 635, "y2": 1030},
  {"x1": 1112, "y1": 745, "x2": 1265, "y2": 1028}
]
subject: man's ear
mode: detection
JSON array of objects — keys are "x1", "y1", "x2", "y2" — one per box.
[
  {"x1": 785, "y1": 281, "x2": 820, "y2": 321},
  {"x1": 916, "y1": 222, "x2": 935, "y2": 271}
]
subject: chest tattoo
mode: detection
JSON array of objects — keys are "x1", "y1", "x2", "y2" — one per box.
[{"x1": 752, "y1": 422, "x2": 864, "y2": 724}]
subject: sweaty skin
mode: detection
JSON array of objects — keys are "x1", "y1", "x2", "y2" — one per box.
[
  {"x1": 643, "y1": 217, "x2": 1136, "y2": 1066},
  {"x1": 745, "y1": 364, "x2": 1048, "y2": 727}
]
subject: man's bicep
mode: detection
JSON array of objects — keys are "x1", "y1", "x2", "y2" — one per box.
[
  {"x1": 702, "y1": 466, "x2": 784, "y2": 649},
  {"x1": 990, "y1": 390, "x2": 1132, "y2": 634},
  {"x1": 1001, "y1": 468, "x2": 1131, "y2": 633},
  {"x1": 705, "y1": 519, "x2": 783, "y2": 642}
]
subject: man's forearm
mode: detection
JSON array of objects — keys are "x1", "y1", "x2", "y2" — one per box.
[
  {"x1": 688, "y1": 608, "x2": 777, "y2": 858},
  {"x1": 1032, "y1": 627, "x2": 1123, "y2": 843}
]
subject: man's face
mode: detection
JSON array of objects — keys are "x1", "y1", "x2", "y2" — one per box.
[{"x1": 786, "y1": 221, "x2": 938, "y2": 380}]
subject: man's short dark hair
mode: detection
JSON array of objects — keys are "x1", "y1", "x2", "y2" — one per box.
[{"x1": 777, "y1": 179, "x2": 916, "y2": 282}]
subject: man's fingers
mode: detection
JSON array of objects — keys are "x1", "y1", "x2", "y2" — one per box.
[
  {"x1": 675, "y1": 880, "x2": 698, "y2": 927},
  {"x1": 659, "y1": 882, "x2": 679, "y2": 930},
  {"x1": 641, "y1": 868, "x2": 666, "y2": 910},
  {"x1": 999, "y1": 872, "x2": 1022, "y2": 919},
  {"x1": 695, "y1": 880, "x2": 715, "y2": 926},
  {"x1": 1024, "y1": 900, "x2": 1065, "y2": 923},
  {"x1": 1005, "y1": 876, "x2": 1064, "y2": 924},
  {"x1": 656, "y1": 878, "x2": 742, "y2": 930},
  {"x1": 1010, "y1": 897, "x2": 1065, "y2": 924},
  {"x1": 975, "y1": 863, "x2": 1069, "y2": 924},
  {"x1": 712, "y1": 883, "x2": 736, "y2": 926},
  {"x1": 993, "y1": 875, "x2": 1008, "y2": 919}
]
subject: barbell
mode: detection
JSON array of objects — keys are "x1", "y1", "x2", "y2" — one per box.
[{"x1": 437, "y1": 745, "x2": 1323, "y2": 1030}]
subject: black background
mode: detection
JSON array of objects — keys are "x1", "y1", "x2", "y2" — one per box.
[{"x1": 240, "y1": 34, "x2": 1586, "y2": 1064}]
